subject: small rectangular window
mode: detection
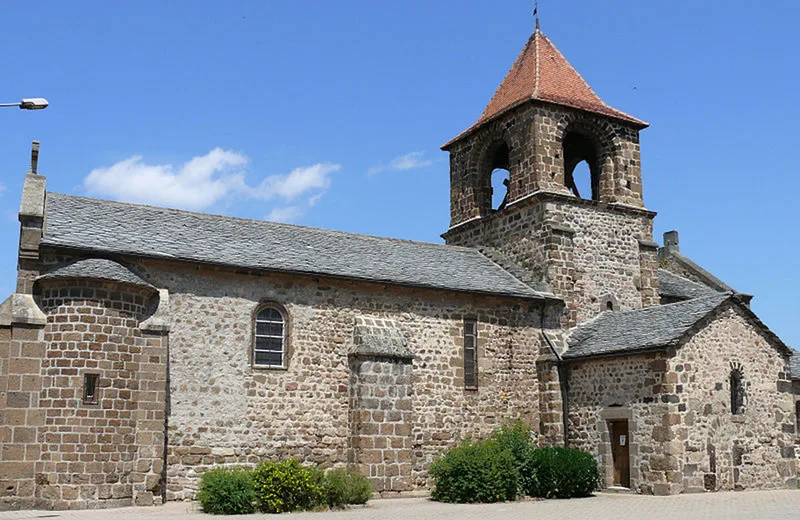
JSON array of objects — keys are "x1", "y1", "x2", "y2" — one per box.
[
  {"x1": 83, "y1": 373, "x2": 99, "y2": 404},
  {"x1": 464, "y1": 320, "x2": 477, "y2": 388}
]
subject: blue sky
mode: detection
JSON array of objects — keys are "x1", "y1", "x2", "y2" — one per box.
[{"x1": 1, "y1": 1, "x2": 798, "y2": 347}]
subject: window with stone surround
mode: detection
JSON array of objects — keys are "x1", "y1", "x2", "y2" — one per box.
[
  {"x1": 254, "y1": 305, "x2": 286, "y2": 368},
  {"x1": 464, "y1": 319, "x2": 478, "y2": 388}
]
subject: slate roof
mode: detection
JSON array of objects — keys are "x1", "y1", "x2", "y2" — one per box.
[
  {"x1": 790, "y1": 350, "x2": 800, "y2": 380},
  {"x1": 444, "y1": 29, "x2": 647, "y2": 148},
  {"x1": 658, "y1": 269, "x2": 718, "y2": 300},
  {"x1": 37, "y1": 258, "x2": 153, "y2": 289},
  {"x1": 564, "y1": 293, "x2": 731, "y2": 359},
  {"x1": 41, "y1": 193, "x2": 556, "y2": 301}
]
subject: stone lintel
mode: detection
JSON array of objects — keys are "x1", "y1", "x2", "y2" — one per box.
[{"x1": 140, "y1": 288, "x2": 171, "y2": 333}]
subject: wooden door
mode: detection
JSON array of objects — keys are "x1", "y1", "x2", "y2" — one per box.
[{"x1": 610, "y1": 420, "x2": 630, "y2": 487}]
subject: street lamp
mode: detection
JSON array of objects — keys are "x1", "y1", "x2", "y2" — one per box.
[{"x1": 0, "y1": 98, "x2": 48, "y2": 110}]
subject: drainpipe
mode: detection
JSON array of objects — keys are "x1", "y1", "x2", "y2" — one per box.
[{"x1": 539, "y1": 302, "x2": 569, "y2": 447}]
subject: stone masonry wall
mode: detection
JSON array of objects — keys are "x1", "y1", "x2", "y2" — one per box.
[
  {"x1": 131, "y1": 260, "x2": 548, "y2": 499},
  {"x1": 29, "y1": 281, "x2": 166, "y2": 509},
  {"x1": 674, "y1": 305, "x2": 797, "y2": 492},
  {"x1": 445, "y1": 194, "x2": 656, "y2": 326},
  {"x1": 348, "y1": 355, "x2": 414, "y2": 493},
  {"x1": 567, "y1": 352, "x2": 675, "y2": 494},
  {"x1": 544, "y1": 199, "x2": 655, "y2": 324},
  {"x1": 0, "y1": 324, "x2": 46, "y2": 510}
]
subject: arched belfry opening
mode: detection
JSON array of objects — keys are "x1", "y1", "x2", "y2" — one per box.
[
  {"x1": 563, "y1": 132, "x2": 601, "y2": 201},
  {"x1": 481, "y1": 141, "x2": 511, "y2": 213},
  {"x1": 490, "y1": 142, "x2": 510, "y2": 211}
]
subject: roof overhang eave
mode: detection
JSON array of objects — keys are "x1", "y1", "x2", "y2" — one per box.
[
  {"x1": 442, "y1": 98, "x2": 648, "y2": 151},
  {"x1": 562, "y1": 342, "x2": 673, "y2": 362}
]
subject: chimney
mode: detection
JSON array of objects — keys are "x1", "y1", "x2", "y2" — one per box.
[
  {"x1": 30, "y1": 140, "x2": 40, "y2": 174},
  {"x1": 663, "y1": 230, "x2": 679, "y2": 255},
  {"x1": 18, "y1": 140, "x2": 46, "y2": 274}
]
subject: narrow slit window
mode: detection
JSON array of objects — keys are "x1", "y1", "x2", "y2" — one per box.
[
  {"x1": 254, "y1": 306, "x2": 285, "y2": 368},
  {"x1": 83, "y1": 373, "x2": 99, "y2": 404},
  {"x1": 464, "y1": 319, "x2": 477, "y2": 388},
  {"x1": 730, "y1": 367, "x2": 745, "y2": 415}
]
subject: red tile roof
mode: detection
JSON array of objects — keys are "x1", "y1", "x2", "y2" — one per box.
[{"x1": 443, "y1": 29, "x2": 647, "y2": 148}]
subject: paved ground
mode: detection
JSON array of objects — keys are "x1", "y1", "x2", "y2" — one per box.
[{"x1": 1, "y1": 490, "x2": 799, "y2": 520}]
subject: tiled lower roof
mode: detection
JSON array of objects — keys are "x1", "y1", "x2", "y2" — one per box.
[
  {"x1": 790, "y1": 351, "x2": 800, "y2": 380},
  {"x1": 658, "y1": 269, "x2": 718, "y2": 300},
  {"x1": 37, "y1": 258, "x2": 153, "y2": 289},
  {"x1": 564, "y1": 294, "x2": 731, "y2": 359},
  {"x1": 42, "y1": 193, "x2": 556, "y2": 301}
]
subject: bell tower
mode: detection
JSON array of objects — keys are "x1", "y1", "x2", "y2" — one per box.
[{"x1": 442, "y1": 27, "x2": 660, "y2": 325}]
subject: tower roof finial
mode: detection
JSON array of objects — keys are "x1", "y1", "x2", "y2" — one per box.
[{"x1": 534, "y1": 0, "x2": 540, "y2": 31}]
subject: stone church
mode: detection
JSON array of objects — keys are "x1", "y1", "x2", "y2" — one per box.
[{"x1": 1, "y1": 25, "x2": 799, "y2": 510}]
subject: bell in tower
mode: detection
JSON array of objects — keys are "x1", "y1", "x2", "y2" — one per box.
[{"x1": 441, "y1": 25, "x2": 659, "y2": 325}]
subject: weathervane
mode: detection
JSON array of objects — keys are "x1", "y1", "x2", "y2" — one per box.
[{"x1": 534, "y1": 0, "x2": 540, "y2": 31}]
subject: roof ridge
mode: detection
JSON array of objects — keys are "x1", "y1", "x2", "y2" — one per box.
[
  {"x1": 536, "y1": 31, "x2": 645, "y2": 125},
  {"x1": 478, "y1": 32, "x2": 537, "y2": 122},
  {"x1": 537, "y1": 31, "x2": 600, "y2": 103},
  {"x1": 443, "y1": 28, "x2": 648, "y2": 149},
  {"x1": 46, "y1": 192, "x2": 479, "y2": 254},
  {"x1": 532, "y1": 29, "x2": 541, "y2": 100}
]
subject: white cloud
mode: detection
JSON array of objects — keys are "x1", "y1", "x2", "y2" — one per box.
[
  {"x1": 267, "y1": 206, "x2": 305, "y2": 224},
  {"x1": 0, "y1": 182, "x2": 5, "y2": 197},
  {"x1": 252, "y1": 163, "x2": 339, "y2": 201},
  {"x1": 368, "y1": 151, "x2": 432, "y2": 176},
  {"x1": 84, "y1": 148, "x2": 248, "y2": 211},
  {"x1": 83, "y1": 150, "x2": 340, "y2": 220}
]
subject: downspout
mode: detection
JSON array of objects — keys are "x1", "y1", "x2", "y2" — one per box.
[{"x1": 540, "y1": 302, "x2": 569, "y2": 447}]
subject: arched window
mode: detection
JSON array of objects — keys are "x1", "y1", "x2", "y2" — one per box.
[
  {"x1": 563, "y1": 131, "x2": 600, "y2": 201},
  {"x1": 254, "y1": 306, "x2": 286, "y2": 368},
  {"x1": 481, "y1": 141, "x2": 511, "y2": 213},
  {"x1": 730, "y1": 366, "x2": 745, "y2": 415},
  {"x1": 491, "y1": 168, "x2": 510, "y2": 211}
]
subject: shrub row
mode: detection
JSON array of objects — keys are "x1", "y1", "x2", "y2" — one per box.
[
  {"x1": 197, "y1": 460, "x2": 371, "y2": 515},
  {"x1": 430, "y1": 422, "x2": 600, "y2": 503}
]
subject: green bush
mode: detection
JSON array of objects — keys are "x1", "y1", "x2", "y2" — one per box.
[
  {"x1": 490, "y1": 421, "x2": 537, "y2": 495},
  {"x1": 251, "y1": 459, "x2": 325, "y2": 513},
  {"x1": 429, "y1": 439, "x2": 519, "y2": 503},
  {"x1": 196, "y1": 467, "x2": 256, "y2": 515},
  {"x1": 323, "y1": 468, "x2": 372, "y2": 508},
  {"x1": 526, "y1": 447, "x2": 600, "y2": 499}
]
